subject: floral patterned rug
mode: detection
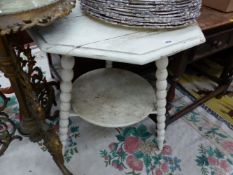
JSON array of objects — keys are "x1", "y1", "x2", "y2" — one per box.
[{"x1": 0, "y1": 49, "x2": 233, "y2": 175}]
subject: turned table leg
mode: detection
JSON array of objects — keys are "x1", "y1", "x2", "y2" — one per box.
[
  {"x1": 155, "y1": 57, "x2": 168, "y2": 151},
  {"x1": 59, "y1": 56, "x2": 75, "y2": 150}
]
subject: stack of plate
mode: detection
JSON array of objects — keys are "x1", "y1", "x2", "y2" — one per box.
[{"x1": 80, "y1": 0, "x2": 202, "y2": 29}]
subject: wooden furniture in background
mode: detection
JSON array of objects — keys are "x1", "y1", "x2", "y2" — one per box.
[{"x1": 167, "y1": 6, "x2": 233, "y2": 125}]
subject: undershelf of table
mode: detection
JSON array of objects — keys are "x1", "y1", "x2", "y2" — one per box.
[{"x1": 71, "y1": 68, "x2": 156, "y2": 128}]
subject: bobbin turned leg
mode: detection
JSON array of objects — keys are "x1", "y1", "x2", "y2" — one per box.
[
  {"x1": 155, "y1": 57, "x2": 168, "y2": 151},
  {"x1": 59, "y1": 56, "x2": 75, "y2": 150}
]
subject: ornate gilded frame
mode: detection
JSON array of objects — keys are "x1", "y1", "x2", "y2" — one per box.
[
  {"x1": 0, "y1": 0, "x2": 76, "y2": 174},
  {"x1": 0, "y1": 0, "x2": 76, "y2": 35}
]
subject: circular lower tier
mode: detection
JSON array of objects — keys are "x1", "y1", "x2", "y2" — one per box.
[{"x1": 72, "y1": 68, "x2": 156, "y2": 127}]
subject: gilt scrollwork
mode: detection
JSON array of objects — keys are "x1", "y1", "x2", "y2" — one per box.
[
  {"x1": 15, "y1": 45, "x2": 58, "y2": 120},
  {"x1": 0, "y1": 0, "x2": 76, "y2": 173},
  {"x1": 0, "y1": 91, "x2": 22, "y2": 156}
]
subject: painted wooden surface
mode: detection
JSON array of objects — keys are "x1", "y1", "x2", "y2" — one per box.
[
  {"x1": 155, "y1": 57, "x2": 168, "y2": 151},
  {"x1": 29, "y1": 1, "x2": 206, "y2": 152},
  {"x1": 59, "y1": 56, "x2": 75, "y2": 149},
  {"x1": 72, "y1": 68, "x2": 156, "y2": 128},
  {"x1": 29, "y1": 2, "x2": 205, "y2": 65}
]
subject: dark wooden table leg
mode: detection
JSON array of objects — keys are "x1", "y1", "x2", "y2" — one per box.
[
  {"x1": 0, "y1": 36, "x2": 72, "y2": 175},
  {"x1": 166, "y1": 84, "x2": 231, "y2": 125},
  {"x1": 166, "y1": 51, "x2": 233, "y2": 126},
  {"x1": 167, "y1": 51, "x2": 190, "y2": 107},
  {"x1": 218, "y1": 52, "x2": 233, "y2": 97}
]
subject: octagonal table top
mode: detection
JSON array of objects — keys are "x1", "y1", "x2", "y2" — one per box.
[{"x1": 30, "y1": 2, "x2": 205, "y2": 65}]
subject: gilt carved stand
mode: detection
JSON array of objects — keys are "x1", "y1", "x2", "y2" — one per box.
[{"x1": 0, "y1": 0, "x2": 76, "y2": 175}]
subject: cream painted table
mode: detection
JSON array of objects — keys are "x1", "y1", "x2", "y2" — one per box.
[{"x1": 30, "y1": 3, "x2": 205, "y2": 152}]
